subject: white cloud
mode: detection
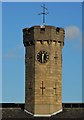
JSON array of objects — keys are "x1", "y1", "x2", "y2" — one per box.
[
  {"x1": 4, "y1": 53, "x2": 22, "y2": 59},
  {"x1": 65, "y1": 26, "x2": 82, "y2": 49},
  {"x1": 17, "y1": 43, "x2": 23, "y2": 49},
  {"x1": 65, "y1": 26, "x2": 81, "y2": 41},
  {"x1": 3, "y1": 42, "x2": 23, "y2": 59}
]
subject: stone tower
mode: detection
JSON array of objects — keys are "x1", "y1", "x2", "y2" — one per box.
[{"x1": 23, "y1": 25, "x2": 65, "y2": 116}]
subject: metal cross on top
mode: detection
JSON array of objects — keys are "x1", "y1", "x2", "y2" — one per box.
[
  {"x1": 40, "y1": 81, "x2": 45, "y2": 95},
  {"x1": 38, "y1": 4, "x2": 49, "y2": 24}
]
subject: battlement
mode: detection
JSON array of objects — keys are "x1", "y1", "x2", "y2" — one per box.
[{"x1": 23, "y1": 25, "x2": 65, "y2": 47}]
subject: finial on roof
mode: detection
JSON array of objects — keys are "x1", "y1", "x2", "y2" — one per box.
[{"x1": 38, "y1": 4, "x2": 49, "y2": 25}]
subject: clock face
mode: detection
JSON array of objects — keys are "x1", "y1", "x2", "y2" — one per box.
[{"x1": 37, "y1": 51, "x2": 49, "y2": 63}]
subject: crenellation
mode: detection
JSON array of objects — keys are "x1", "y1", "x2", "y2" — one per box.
[{"x1": 23, "y1": 26, "x2": 64, "y2": 47}]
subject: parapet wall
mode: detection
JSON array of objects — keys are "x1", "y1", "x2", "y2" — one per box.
[{"x1": 23, "y1": 25, "x2": 65, "y2": 47}]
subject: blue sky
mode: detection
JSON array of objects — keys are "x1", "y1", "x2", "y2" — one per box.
[
  {"x1": 2, "y1": 2, "x2": 82, "y2": 103},
  {"x1": 0, "y1": 2, "x2": 2, "y2": 104}
]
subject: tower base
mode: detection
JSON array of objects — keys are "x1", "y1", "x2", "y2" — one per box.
[{"x1": 24, "y1": 109, "x2": 62, "y2": 117}]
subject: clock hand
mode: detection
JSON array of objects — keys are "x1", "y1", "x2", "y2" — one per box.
[{"x1": 42, "y1": 53, "x2": 44, "y2": 63}]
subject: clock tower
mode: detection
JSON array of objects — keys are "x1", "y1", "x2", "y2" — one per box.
[{"x1": 23, "y1": 25, "x2": 65, "y2": 116}]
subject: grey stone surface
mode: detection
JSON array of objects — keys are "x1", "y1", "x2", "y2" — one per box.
[
  {"x1": 1, "y1": 108, "x2": 84, "y2": 119},
  {"x1": 1, "y1": 103, "x2": 84, "y2": 119}
]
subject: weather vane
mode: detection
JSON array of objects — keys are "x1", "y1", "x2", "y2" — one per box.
[{"x1": 38, "y1": 4, "x2": 49, "y2": 24}]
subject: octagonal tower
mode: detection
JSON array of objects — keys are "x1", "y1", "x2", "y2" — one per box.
[{"x1": 23, "y1": 25, "x2": 65, "y2": 116}]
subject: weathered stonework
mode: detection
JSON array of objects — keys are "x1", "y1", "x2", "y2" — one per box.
[{"x1": 23, "y1": 25, "x2": 65, "y2": 116}]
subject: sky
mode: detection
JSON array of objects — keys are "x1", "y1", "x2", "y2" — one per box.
[
  {"x1": 1, "y1": 2, "x2": 82, "y2": 103},
  {"x1": 83, "y1": 2, "x2": 84, "y2": 103},
  {"x1": 0, "y1": 2, "x2": 2, "y2": 105}
]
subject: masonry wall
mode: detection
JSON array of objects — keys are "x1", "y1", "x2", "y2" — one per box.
[
  {"x1": 25, "y1": 46, "x2": 35, "y2": 113},
  {"x1": 34, "y1": 41, "x2": 62, "y2": 114}
]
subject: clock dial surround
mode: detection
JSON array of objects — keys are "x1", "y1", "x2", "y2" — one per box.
[{"x1": 37, "y1": 51, "x2": 49, "y2": 63}]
